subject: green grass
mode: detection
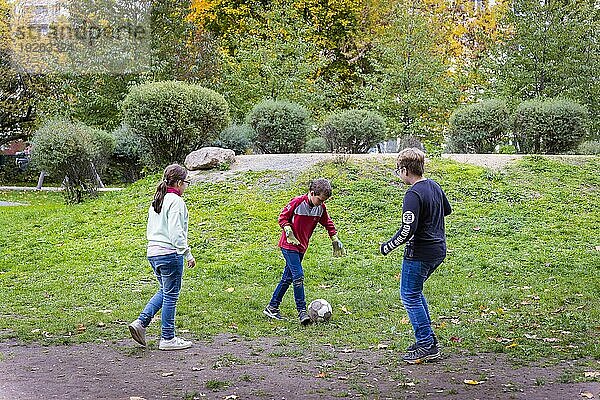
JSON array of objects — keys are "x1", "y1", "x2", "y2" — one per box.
[{"x1": 0, "y1": 156, "x2": 599, "y2": 362}]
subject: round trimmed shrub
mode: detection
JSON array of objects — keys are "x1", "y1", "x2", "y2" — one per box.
[
  {"x1": 513, "y1": 99, "x2": 589, "y2": 154},
  {"x1": 216, "y1": 124, "x2": 255, "y2": 155},
  {"x1": 304, "y1": 137, "x2": 329, "y2": 153},
  {"x1": 122, "y1": 81, "x2": 231, "y2": 166},
  {"x1": 110, "y1": 124, "x2": 146, "y2": 182},
  {"x1": 30, "y1": 119, "x2": 115, "y2": 203},
  {"x1": 447, "y1": 99, "x2": 510, "y2": 154},
  {"x1": 246, "y1": 100, "x2": 309, "y2": 154},
  {"x1": 576, "y1": 140, "x2": 600, "y2": 155},
  {"x1": 319, "y1": 109, "x2": 386, "y2": 153}
]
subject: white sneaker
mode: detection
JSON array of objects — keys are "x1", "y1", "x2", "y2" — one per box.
[
  {"x1": 159, "y1": 336, "x2": 193, "y2": 351},
  {"x1": 128, "y1": 319, "x2": 146, "y2": 346}
]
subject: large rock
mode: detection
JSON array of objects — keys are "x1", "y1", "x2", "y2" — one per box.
[{"x1": 184, "y1": 147, "x2": 236, "y2": 170}]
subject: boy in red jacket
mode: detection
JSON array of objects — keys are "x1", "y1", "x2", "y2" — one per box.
[{"x1": 264, "y1": 178, "x2": 345, "y2": 324}]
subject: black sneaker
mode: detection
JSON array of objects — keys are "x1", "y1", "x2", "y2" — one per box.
[
  {"x1": 263, "y1": 306, "x2": 283, "y2": 320},
  {"x1": 406, "y1": 334, "x2": 439, "y2": 352},
  {"x1": 406, "y1": 342, "x2": 419, "y2": 352},
  {"x1": 402, "y1": 343, "x2": 441, "y2": 364},
  {"x1": 298, "y1": 309, "x2": 311, "y2": 326}
]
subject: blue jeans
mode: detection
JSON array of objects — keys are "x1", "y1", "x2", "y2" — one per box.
[
  {"x1": 138, "y1": 253, "x2": 184, "y2": 340},
  {"x1": 269, "y1": 248, "x2": 306, "y2": 311},
  {"x1": 400, "y1": 258, "x2": 444, "y2": 347}
]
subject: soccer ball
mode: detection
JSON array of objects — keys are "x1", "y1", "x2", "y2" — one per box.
[{"x1": 308, "y1": 299, "x2": 332, "y2": 322}]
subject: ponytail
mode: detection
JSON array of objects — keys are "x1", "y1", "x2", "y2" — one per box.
[
  {"x1": 151, "y1": 164, "x2": 188, "y2": 214},
  {"x1": 152, "y1": 181, "x2": 168, "y2": 213}
]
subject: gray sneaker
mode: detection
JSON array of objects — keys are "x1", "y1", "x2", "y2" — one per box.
[
  {"x1": 128, "y1": 319, "x2": 146, "y2": 346},
  {"x1": 298, "y1": 309, "x2": 311, "y2": 326},
  {"x1": 159, "y1": 336, "x2": 192, "y2": 351}
]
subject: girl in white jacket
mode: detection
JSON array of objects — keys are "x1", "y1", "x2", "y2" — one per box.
[{"x1": 129, "y1": 164, "x2": 196, "y2": 350}]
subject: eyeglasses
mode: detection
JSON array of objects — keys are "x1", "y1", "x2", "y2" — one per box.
[
  {"x1": 394, "y1": 167, "x2": 405, "y2": 177},
  {"x1": 183, "y1": 179, "x2": 191, "y2": 185}
]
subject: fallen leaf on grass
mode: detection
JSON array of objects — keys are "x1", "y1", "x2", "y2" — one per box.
[
  {"x1": 464, "y1": 379, "x2": 484, "y2": 385},
  {"x1": 584, "y1": 371, "x2": 600, "y2": 378},
  {"x1": 339, "y1": 305, "x2": 352, "y2": 315},
  {"x1": 524, "y1": 334, "x2": 538, "y2": 340},
  {"x1": 76, "y1": 324, "x2": 86, "y2": 333},
  {"x1": 450, "y1": 336, "x2": 462, "y2": 343},
  {"x1": 225, "y1": 287, "x2": 235, "y2": 293},
  {"x1": 580, "y1": 392, "x2": 594, "y2": 399},
  {"x1": 488, "y1": 337, "x2": 512, "y2": 343},
  {"x1": 315, "y1": 372, "x2": 327, "y2": 378},
  {"x1": 400, "y1": 317, "x2": 410, "y2": 324}
]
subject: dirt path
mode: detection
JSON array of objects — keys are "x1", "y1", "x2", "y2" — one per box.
[
  {"x1": 187, "y1": 153, "x2": 596, "y2": 183},
  {"x1": 1, "y1": 334, "x2": 598, "y2": 400}
]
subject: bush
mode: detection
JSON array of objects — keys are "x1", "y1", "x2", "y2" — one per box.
[
  {"x1": 447, "y1": 99, "x2": 510, "y2": 154},
  {"x1": 216, "y1": 124, "x2": 255, "y2": 155},
  {"x1": 513, "y1": 99, "x2": 589, "y2": 154},
  {"x1": 246, "y1": 100, "x2": 309, "y2": 154},
  {"x1": 304, "y1": 137, "x2": 329, "y2": 153},
  {"x1": 397, "y1": 135, "x2": 424, "y2": 152},
  {"x1": 122, "y1": 81, "x2": 231, "y2": 166},
  {"x1": 319, "y1": 109, "x2": 386, "y2": 153},
  {"x1": 30, "y1": 119, "x2": 115, "y2": 203},
  {"x1": 109, "y1": 124, "x2": 147, "y2": 183},
  {"x1": 576, "y1": 140, "x2": 600, "y2": 155}
]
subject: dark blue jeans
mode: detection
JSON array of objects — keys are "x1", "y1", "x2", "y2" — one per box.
[
  {"x1": 138, "y1": 253, "x2": 184, "y2": 340},
  {"x1": 269, "y1": 248, "x2": 306, "y2": 311},
  {"x1": 400, "y1": 257, "x2": 444, "y2": 347}
]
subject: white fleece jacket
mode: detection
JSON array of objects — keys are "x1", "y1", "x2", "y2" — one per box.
[{"x1": 146, "y1": 193, "x2": 193, "y2": 261}]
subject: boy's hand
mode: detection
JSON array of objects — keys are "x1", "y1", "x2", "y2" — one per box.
[
  {"x1": 379, "y1": 242, "x2": 390, "y2": 256},
  {"x1": 187, "y1": 258, "x2": 196, "y2": 268},
  {"x1": 331, "y1": 234, "x2": 346, "y2": 257},
  {"x1": 284, "y1": 225, "x2": 301, "y2": 245}
]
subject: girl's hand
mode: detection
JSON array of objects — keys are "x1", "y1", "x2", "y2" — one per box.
[{"x1": 187, "y1": 259, "x2": 196, "y2": 268}]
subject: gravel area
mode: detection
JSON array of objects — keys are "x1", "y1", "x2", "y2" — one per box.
[{"x1": 187, "y1": 153, "x2": 521, "y2": 183}]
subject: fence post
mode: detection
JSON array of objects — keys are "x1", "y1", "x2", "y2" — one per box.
[{"x1": 36, "y1": 171, "x2": 46, "y2": 190}]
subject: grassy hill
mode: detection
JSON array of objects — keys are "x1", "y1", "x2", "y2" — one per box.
[{"x1": 0, "y1": 155, "x2": 598, "y2": 362}]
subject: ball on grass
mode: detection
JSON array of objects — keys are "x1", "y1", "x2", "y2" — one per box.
[{"x1": 308, "y1": 299, "x2": 332, "y2": 322}]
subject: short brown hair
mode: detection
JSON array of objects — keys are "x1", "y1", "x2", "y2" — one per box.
[
  {"x1": 309, "y1": 178, "x2": 332, "y2": 198},
  {"x1": 397, "y1": 147, "x2": 425, "y2": 176}
]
